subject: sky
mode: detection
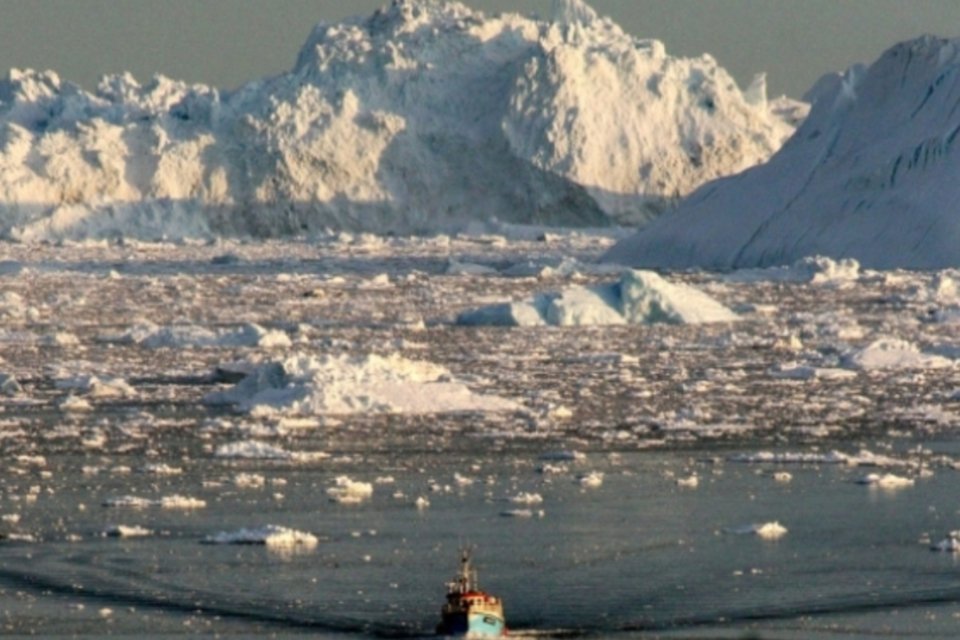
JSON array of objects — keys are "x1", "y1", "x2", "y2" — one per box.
[{"x1": 1, "y1": 0, "x2": 959, "y2": 99}]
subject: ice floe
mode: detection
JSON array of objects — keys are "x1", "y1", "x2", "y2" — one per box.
[
  {"x1": 842, "y1": 338, "x2": 954, "y2": 371},
  {"x1": 855, "y1": 473, "x2": 915, "y2": 489},
  {"x1": 105, "y1": 322, "x2": 290, "y2": 349},
  {"x1": 327, "y1": 476, "x2": 374, "y2": 504},
  {"x1": 104, "y1": 524, "x2": 153, "y2": 538},
  {"x1": 102, "y1": 495, "x2": 206, "y2": 509},
  {"x1": 204, "y1": 353, "x2": 518, "y2": 416},
  {"x1": 728, "y1": 522, "x2": 788, "y2": 540},
  {"x1": 213, "y1": 440, "x2": 329, "y2": 463},
  {"x1": 203, "y1": 525, "x2": 318, "y2": 549}
]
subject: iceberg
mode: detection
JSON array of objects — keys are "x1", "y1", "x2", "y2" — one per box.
[
  {"x1": 457, "y1": 270, "x2": 737, "y2": 327},
  {"x1": 0, "y1": 1, "x2": 797, "y2": 242},
  {"x1": 604, "y1": 36, "x2": 960, "y2": 270}
]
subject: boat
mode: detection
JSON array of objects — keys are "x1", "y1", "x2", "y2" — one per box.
[{"x1": 436, "y1": 548, "x2": 507, "y2": 637}]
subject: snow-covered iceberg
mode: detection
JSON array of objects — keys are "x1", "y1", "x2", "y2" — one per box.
[
  {"x1": 0, "y1": 0, "x2": 798, "y2": 242},
  {"x1": 204, "y1": 353, "x2": 519, "y2": 415},
  {"x1": 604, "y1": 35, "x2": 960, "y2": 270},
  {"x1": 456, "y1": 270, "x2": 737, "y2": 326}
]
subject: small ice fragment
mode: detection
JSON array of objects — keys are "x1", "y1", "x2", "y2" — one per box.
[
  {"x1": 104, "y1": 525, "x2": 153, "y2": 538},
  {"x1": 233, "y1": 473, "x2": 266, "y2": 489},
  {"x1": 203, "y1": 525, "x2": 318, "y2": 549},
  {"x1": 159, "y1": 495, "x2": 206, "y2": 509},
  {"x1": 856, "y1": 473, "x2": 914, "y2": 489},
  {"x1": 773, "y1": 472, "x2": 793, "y2": 483},
  {"x1": 676, "y1": 474, "x2": 699, "y2": 488},
  {"x1": 454, "y1": 473, "x2": 475, "y2": 486},
  {"x1": 327, "y1": 476, "x2": 374, "y2": 504},
  {"x1": 729, "y1": 522, "x2": 788, "y2": 540},
  {"x1": 931, "y1": 531, "x2": 960, "y2": 552},
  {"x1": 414, "y1": 496, "x2": 430, "y2": 510},
  {"x1": 540, "y1": 450, "x2": 585, "y2": 462},
  {"x1": 577, "y1": 471, "x2": 604, "y2": 488},
  {"x1": 500, "y1": 509, "x2": 545, "y2": 518},
  {"x1": 508, "y1": 492, "x2": 543, "y2": 505}
]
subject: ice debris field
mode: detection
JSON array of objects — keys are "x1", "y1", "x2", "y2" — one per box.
[
  {"x1": 5, "y1": 0, "x2": 960, "y2": 636},
  {"x1": 1, "y1": 232, "x2": 960, "y2": 637}
]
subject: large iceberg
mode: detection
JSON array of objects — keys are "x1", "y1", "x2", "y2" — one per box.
[
  {"x1": 0, "y1": 0, "x2": 798, "y2": 241},
  {"x1": 456, "y1": 270, "x2": 738, "y2": 326},
  {"x1": 604, "y1": 36, "x2": 960, "y2": 270}
]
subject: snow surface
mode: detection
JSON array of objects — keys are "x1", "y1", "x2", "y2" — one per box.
[
  {"x1": 456, "y1": 270, "x2": 737, "y2": 326},
  {"x1": 604, "y1": 35, "x2": 960, "y2": 270},
  {"x1": 0, "y1": 0, "x2": 798, "y2": 242},
  {"x1": 204, "y1": 353, "x2": 518, "y2": 416}
]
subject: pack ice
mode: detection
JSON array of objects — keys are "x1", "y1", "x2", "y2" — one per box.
[
  {"x1": 605, "y1": 35, "x2": 960, "y2": 270},
  {"x1": 456, "y1": 270, "x2": 737, "y2": 326},
  {"x1": 0, "y1": 0, "x2": 798, "y2": 242}
]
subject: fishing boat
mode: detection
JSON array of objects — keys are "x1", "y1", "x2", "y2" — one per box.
[{"x1": 436, "y1": 548, "x2": 507, "y2": 637}]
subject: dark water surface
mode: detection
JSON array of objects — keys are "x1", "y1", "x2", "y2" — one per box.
[{"x1": 3, "y1": 438, "x2": 960, "y2": 639}]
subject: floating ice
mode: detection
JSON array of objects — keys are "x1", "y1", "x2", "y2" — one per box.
[
  {"x1": 203, "y1": 525, "x2": 318, "y2": 549},
  {"x1": 842, "y1": 338, "x2": 954, "y2": 371},
  {"x1": 327, "y1": 476, "x2": 374, "y2": 504},
  {"x1": 855, "y1": 473, "x2": 915, "y2": 489},
  {"x1": 604, "y1": 36, "x2": 960, "y2": 270},
  {"x1": 213, "y1": 440, "x2": 329, "y2": 462},
  {"x1": 769, "y1": 363, "x2": 857, "y2": 381},
  {"x1": 0, "y1": 1, "x2": 797, "y2": 241},
  {"x1": 0, "y1": 373, "x2": 20, "y2": 396},
  {"x1": 676, "y1": 474, "x2": 699, "y2": 488},
  {"x1": 931, "y1": 531, "x2": 960, "y2": 552},
  {"x1": 457, "y1": 270, "x2": 737, "y2": 327},
  {"x1": 724, "y1": 256, "x2": 861, "y2": 285},
  {"x1": 508, "y1": 492, "x2": 544, "y2": 505},
  {"x1": 728, "y1": 522, "x2": 788, "y2": 540},
  {"x1": 110, "y1": 322, "x2": 290, "y2": 349},
  {"x1": 102, "y1": 495, "x2": 206, "y2": 509},
  {"x1": 104, "y1": 525, "x2": 153, "y2": 538},
  {"x1": 204, "y1": 353, "x2": 518, "y2": 416},
  {"x1": 500, "y1": 509, "x2": 545, "y2": 518},
  {"x1": 577, "y1": 471, "x2": 604, "y2": 488}
]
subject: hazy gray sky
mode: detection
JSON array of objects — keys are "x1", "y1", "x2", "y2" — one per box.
[{"x1": 1, "y1": 1, "x2": 958, "y2": 98}]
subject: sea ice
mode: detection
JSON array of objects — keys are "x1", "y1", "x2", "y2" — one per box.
[
  {"x1": 204, "y1": 353, "x2": 518, "y2": 416},
  {"x1": 327, "y1": 476, "x2": 374, "y2": 504},
  {"x1": 104, "y1": 525, "x2": 153, "y2": 538},
  {"x1": 457, "y1": 271, "x2": 737, "y2": 327},
  {"x1": 842, "y1": 338, "x2": 954, "y2": 371},
  {"x1": 728, "y1": 522, "x2": 788, "y2": 540},
  {"x1": 203, "y1": 525, "x2": 318, "y2": 549},
  {"x1": 855, "y1": 473, "x2": 915, "y2": 489}
]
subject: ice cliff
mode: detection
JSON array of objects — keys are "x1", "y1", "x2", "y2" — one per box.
[
  {"x1": 0, "y1": 0, "x2": 797, "y2": 242},
  {"x1": 605, "y1": 35, "x2": 960, "y2": 270}
]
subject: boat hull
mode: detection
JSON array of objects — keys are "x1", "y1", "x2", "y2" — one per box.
[{"x1": 437, "y1": 611, "x2": 506, "y2": 637}]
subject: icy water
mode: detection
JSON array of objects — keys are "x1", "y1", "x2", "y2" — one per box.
[{"x1": 3, "y1": 234, "x2": 960, "y2": 639}]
